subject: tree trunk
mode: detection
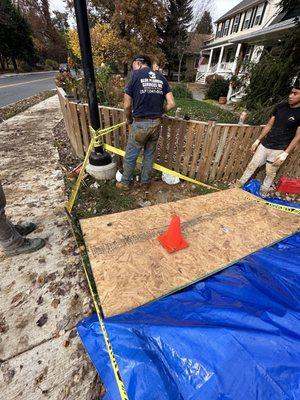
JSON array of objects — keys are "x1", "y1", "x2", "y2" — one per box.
[
  {"x1": 11, "y1": 56, "x2": 18, "y2": 72},
  {"x1": 178, "y1": 54, "x2": 184, "y2": 82},
  {"x1": 0, "y1": 56, "x2": 5, "y2": 71}
]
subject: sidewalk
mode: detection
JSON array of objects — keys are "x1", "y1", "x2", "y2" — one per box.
[{"x1": 0, "y1": 96, "x2": 99, "y2": 399}]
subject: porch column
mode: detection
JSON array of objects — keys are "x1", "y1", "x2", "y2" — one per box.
[
  {"x1": 206, "y1": 48, "x2": 214, "y2": 73},
  {"x1": 216, "y1": 46, "x2": 225, "y2": 72},
  {"x1": 231, "y1": 43, "x2": 242, "y2": 74}
]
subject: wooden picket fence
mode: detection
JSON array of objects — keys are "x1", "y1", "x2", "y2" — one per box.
[{"x1": 57, "y1": 87, "x2": 299, "y2": 183}]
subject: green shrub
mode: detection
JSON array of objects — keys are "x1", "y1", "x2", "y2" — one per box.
[
  {"x1": 206, "y1": 77, "x2": 229, "y2": 100},
  {"x1": 18, "y1": 61, "x2": 33, "y2": 72},
  {"x1": 172, "y1": 83, "x2": 193, "y2": 99},
  {"x1": 205, "y1": 73, "x2": 224, "y2": 85},
  {"x1": 45, "y1": 59, "x2": 59, "y2": 70}
]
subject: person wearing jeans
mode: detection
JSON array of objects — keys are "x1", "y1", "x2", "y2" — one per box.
[
  {"x1": 116, "y1": 55, "x2": 176, "y2": 190},
  {"x1": 122, "y1": 118, "x2": 161, "y2": 185},
  {"x1": 0, "y1": 181, "x2": 45, "y2": 257},
  {"x1": 237, "y1": 83, "x2": 300, "y2": 196}
]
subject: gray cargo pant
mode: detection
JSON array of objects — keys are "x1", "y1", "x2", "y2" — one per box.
[{"x1": 0, "y1": 181, "x2": 24, "y2": 250}]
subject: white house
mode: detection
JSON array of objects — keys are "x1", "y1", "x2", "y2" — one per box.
[{"x1": 196, "y1": 0, "x2": 299, "y2": 101}]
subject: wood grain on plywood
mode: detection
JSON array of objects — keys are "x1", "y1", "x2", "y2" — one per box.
[{"x1": 81, "y1": 188, "x2": 299, "y2": 317}]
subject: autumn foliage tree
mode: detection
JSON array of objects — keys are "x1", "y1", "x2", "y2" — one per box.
[
  {"x1": 68, "y1": 0, "x2": 166, "y2": 74},
  {"x1": 14, "y1": 0, "x2": 67, "y2": 62},
  {"x1": 68, "y1": 23, "x2": 124, "y2": 67},
  {"x1": 111, "y1": 0, "x2": 166, "y2": 73}
]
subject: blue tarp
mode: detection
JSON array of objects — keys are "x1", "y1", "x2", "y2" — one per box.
[
  {"x1": 78, "y1": 185, "x2": 300, "y2": 400},
  {"x1": 244, "y1": 179, "x2": 300, "y2": 209}
]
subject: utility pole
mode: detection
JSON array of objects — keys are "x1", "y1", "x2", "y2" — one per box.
[{"x1": 73, "y1": 0, "x2": 111, "y2": 165}]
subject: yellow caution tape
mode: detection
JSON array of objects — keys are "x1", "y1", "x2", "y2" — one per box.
[
  {"x1": 103, "y1": 143, "x2": 300, "y2": 216},
  {"x1": 102, "y1": 143, "x2": 220, "y2": 192},
  {"x1": 66, "y1": 121, "x2": 129, "y2": 400},
  {"x1": 66, "y1": 123, "x2": 126, "y2": 214},
  {"x1": 66, "y1": 135, "x2": 95, "y2": 214},
  {"x1": 79, "y1": 251, "x2": 129, "y2": 400},
  {"x1": 66, "y1": 215, "x2": 129, "y2": 400},
  {"x1": 243, "y1": 192, "x2": 300, "y2": 216}
]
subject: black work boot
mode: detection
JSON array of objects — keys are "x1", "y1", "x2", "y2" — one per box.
[
  {"x1": 5, "y1": 238, "x2": 46, "y2": 257},
  {"x1": 14, "y1": 222, "x2": 36, "y2": 236}
]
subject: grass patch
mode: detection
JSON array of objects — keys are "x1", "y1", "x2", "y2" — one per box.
[
  {"x1": 71, "y1": 177, "x2": 138, "y2": 220},
  {"x1": 169, "y1": 97, "x2": 239, "y2": 124}
]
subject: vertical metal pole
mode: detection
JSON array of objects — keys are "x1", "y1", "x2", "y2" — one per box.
[
  {"x1": 74, "y1": 0, "x2": 112, "y2": 165},
  {"x1": 74, "y1": 0, "x2": 99, "y2": 130}
]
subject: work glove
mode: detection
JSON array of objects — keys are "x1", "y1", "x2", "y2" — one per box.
[
  {"x1": 273, "y1": 151, "x2": 289, "y2": 167},
  {"x1": 251, "y1": 139, "x2": 260, "y2": 153}
]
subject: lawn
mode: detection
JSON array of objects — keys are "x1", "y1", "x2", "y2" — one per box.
[{"x1": 169, "y1": 97, "x2": 239, "y2": 124}]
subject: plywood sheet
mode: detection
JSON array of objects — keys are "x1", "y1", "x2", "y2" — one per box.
[{"x1": 80, "y1": 189, "x2": 299, "y2": 317}]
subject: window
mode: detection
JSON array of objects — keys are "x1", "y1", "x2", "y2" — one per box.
[
  {"x1": 243, "y1": 9, "x2": 252, "y2": 30},
  {"x1": 216, "y1": 23, "x2": 223, "y2": 38},
  {"x1": 231, "y1": 14, "x2": 241, "y2": 33},
  {"x1": 253, "y1": 3, "x2": 264, "y2": 26},
  {"x1": 223, "y1": 19, "x2": 230, "y2": 36}
]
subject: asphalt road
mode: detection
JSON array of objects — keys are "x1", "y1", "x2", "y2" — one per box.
[{"x1": 0, "y1": 71, "x2": 57, "y2": 107}]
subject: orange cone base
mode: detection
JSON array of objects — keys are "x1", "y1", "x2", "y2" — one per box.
[
  {"x1": 158, "y1": 234, "x2": 189, "y2": 253},
  {"x1": 157, "y1": 215, "x2": 189, "y2": 253}
]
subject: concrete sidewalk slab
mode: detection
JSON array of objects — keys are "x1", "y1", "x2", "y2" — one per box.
[{"x1": 0, "y1": 96, "x2": 99, "y2": 399}]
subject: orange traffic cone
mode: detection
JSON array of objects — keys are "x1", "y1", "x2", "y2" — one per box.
[{"x1": 158, "y1": 215, "x2": 189, "y2": 253}]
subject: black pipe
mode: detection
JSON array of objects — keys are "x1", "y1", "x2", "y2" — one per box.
[{"x1": 74, "y1": 0, "x2": 111, "y2": 165}]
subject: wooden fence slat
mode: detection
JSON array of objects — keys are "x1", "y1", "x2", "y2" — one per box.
[
  {"x1": 229, "y1": 126, "x2": 260, "y2": 182},
  {"x1": 174, "y1": 120, "x2": 188, "y2": 172},
  {"x1": 84, "y1": 104, "x2": 91, "y2": 126},
  {"x1": 102, "y1": 108, "x2": 112, "y2": 145},
  {"x1": 196, "y1": 122, "x2": 215, "y2": 181},
  {"x1": 57, "y1": 89, "x2": 72, "y2": 142},
  {"x1": 209, "y1": 126, "x2": 230, "y2": 182},
  {"x1": 157, "y1": 118, "x2": 169, "y2": 166},
  {"x1": 222, "y1": 126, "x2": 246, "y2": 181},
  {"x1": 227, "y1": 125, "x2": 251, "y2": 182},
  {"x1": 78, "y1": 104, "x2": 90, "y2": 152},
  {"x1": 216, "y1": 126, "x2": 239, "y2": 181},
  {"x1": 69, "y1": 102, "x2": 84, "y2": 158},
  {"x1": 166, "y1": 119, "x2": 180, "y2": 169},
  {"x1": 214, "y1": 126, "x2": 236, "y2": 181},
  {"x1": 202, "y1": 123, "x2": 220, "y2": 182},
  {"x1": 111, "y1": 110, "x2": 120, "y2": 148},
  {"x1": 182, "y1": 123, "x2": 196, "y2": 176},
  {"x1": 189, "y1": 124, "x2": 206, "y2": 178}
]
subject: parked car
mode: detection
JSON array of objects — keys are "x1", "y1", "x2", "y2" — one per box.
[{"x1": 59, "y1": 63, "x2": 70, "y2": 73}]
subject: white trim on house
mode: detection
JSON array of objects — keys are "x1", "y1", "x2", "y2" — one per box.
[{"x1": 195, "y1": 0, "x2": 297, "y2": 102}]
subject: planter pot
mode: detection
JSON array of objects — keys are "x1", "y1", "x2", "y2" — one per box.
[
  {"x1": 86, "y1": 161, "x2": 117, "y2": 181},
  {"x1": 218, "y1": 96, "x2": 227, "y2": 105}
]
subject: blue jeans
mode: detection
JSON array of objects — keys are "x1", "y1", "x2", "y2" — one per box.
[{"x1": 122, "y1": 119, "x2": 161, "y2": 185}]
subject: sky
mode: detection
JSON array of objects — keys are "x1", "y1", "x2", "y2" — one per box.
[{"x1": 49, "y1": 0, "x2": 242, "y2": 23}]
